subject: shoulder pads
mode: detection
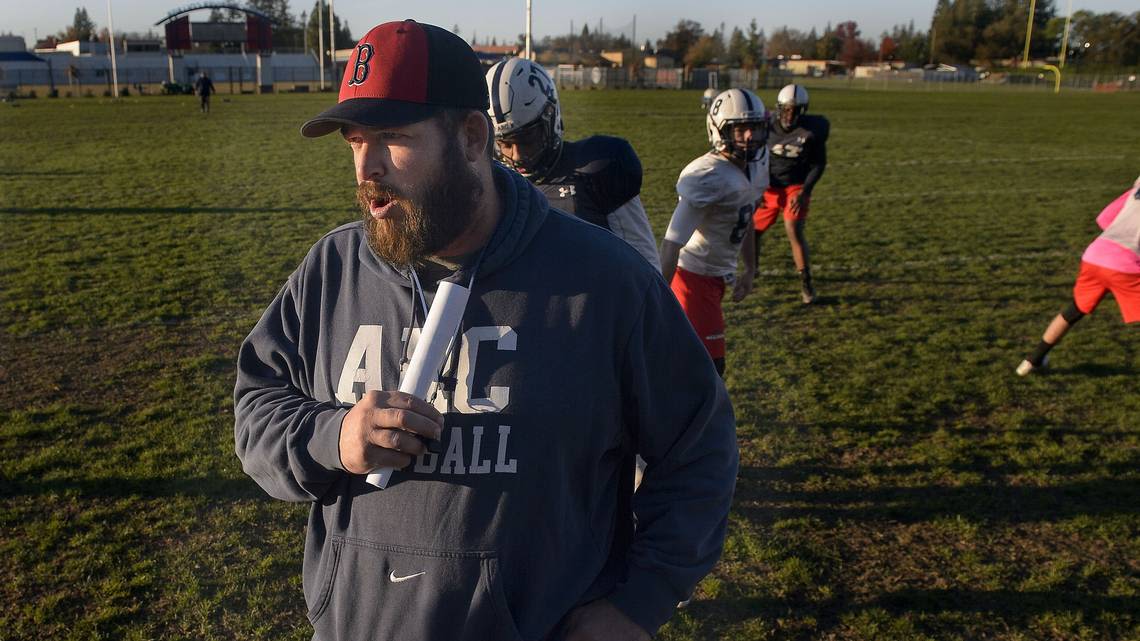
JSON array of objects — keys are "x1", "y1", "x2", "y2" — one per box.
[
  {"x1": 573, "y1": 136, "x2": 643, "y2": 208},
  {"x1": 804, "y1": 115, "x2": 830, "y2": 143},
  {"x1": 676, "y1": 154, "x2": 731, "y2": 209}
]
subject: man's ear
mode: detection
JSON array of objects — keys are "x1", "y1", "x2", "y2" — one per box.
[{"x1": 460, "y1": 110, "x2": 491, "y2": 163}]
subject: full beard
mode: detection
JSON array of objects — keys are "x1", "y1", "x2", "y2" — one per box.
[{"x1": 359, "y1": 152, "x2": 484, "y2": 266}]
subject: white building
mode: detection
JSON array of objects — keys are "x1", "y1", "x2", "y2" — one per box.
[{"x1": 1, "y1": 39, "x2": 327, "y2": 93}]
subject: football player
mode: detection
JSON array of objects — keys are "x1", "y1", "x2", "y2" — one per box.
[
  {"x1": 1017, "y1": 176, "x2": 1140, "y2": 375},
  {"x1": 701, "y1": 88, "x2": 718, "y2": 111},
  {"x1": 753, "y1": 84, "x2": 829, "y2": 304},
  {"x1": 661, "y1": 88, "x2": 769, "y2": 377},
  {"x1": 485, "y1": 58, "x2": 660, "y2": 269}
]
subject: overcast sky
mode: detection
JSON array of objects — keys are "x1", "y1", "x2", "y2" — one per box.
[{"x1": 6, "y1": 0, "x2": 1137, "y2": 46}]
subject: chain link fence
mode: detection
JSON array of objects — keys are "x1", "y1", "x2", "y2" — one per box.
[
  {"x1": 787, "y1": 70, "x2": 1138, "y2": 93},
  {"x1": 548, "y1": 66, "x2": 797, "y2": 91},
  {"x1": 1, "y1": 63, "x2": 331, "y2": 96},
  {"x1": 4, "y1": 58, "x2": 1136, "y2": 96}
]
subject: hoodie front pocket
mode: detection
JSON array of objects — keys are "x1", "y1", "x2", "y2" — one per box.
[{"x1": 308, "y1": 536, "x2": 523, "y2": 641}]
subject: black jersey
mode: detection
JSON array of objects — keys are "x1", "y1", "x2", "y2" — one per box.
[
  {"x1": 767, "y1": 114, "x2": 829, "y2": 193},
  {"x1": 195, "y1": 76, "x2": 215, "y2": 96},
  {"x1": 533, "y1": 135, "x2": 642, "y2": 231}
]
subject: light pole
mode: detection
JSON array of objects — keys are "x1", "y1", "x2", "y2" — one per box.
[
  {"x1": 106, "y1": 0, "x2": 119, "y2": 97},
  {"x1": 317, "y1": 0, "x2": 325, "y2": 89},
  {"x1": 328, "y1": 0, "x2": 336, "y2": 81},
  {"x1": 525, "y1": 0, "x2": 532, "y2": 60}
]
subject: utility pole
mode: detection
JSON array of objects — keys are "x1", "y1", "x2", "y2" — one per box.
[
  {"x1": 632, "y1": 14, "x2": 636, "y2": 47},
  {"x1": 317, "y1": 0, "x2": 325, "y2": 89},
  {"x1": 525, "y1": 0, "x2": 532, "y2": 60},
  {"x1": 329, "y1": 0, "x2": 337, "y2": 82},
  {"x1": 106, "y1": 0, "x2": 119, "y2": 98}
]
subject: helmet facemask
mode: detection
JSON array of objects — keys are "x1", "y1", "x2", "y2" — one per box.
[
  {"x1": 494, "y1": 103, "x2": 562, "y2": 178},
  {"x1": 777, "y1": 102, "x2": 807, "y2": 129},
  {"x1": 718, "y1": 120, "x2": 769, "y2": 163}
]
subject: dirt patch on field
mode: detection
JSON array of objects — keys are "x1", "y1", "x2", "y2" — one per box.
[{"x1": 0, "y1": 323, "x2": 239, "y2": 411}]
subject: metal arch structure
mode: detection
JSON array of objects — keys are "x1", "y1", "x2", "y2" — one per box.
[{"x1": 154, "y1": 2, "x2": 276, "y2": 26}]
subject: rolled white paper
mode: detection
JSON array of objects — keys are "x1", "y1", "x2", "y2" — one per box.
[{"x1": 365, "y1": 280, "x2": 471, "y2": 488}]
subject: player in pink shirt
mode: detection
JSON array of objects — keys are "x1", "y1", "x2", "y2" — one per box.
[{"x1": 1017, "y1": 175, "x2": 1140, "y2": 375}]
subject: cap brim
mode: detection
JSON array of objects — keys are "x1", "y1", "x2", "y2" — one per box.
[{"x1": 300, "y1": 98, "x2": 442, "y2": 138}]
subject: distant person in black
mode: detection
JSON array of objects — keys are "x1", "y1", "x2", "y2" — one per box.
[
  {"x1": 194, "y1": 72, "x2": 215, "y2": 114},
  {"x1": 484, "y1": 58, "x2": 660, "y2": 269},
  {"x1": 752, "y1": 83, "x2": 829, "y2": 304}
]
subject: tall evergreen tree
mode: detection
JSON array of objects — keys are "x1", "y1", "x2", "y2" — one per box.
[
  {"x1": 657, "y1": 19, "x2": 705, "y2": 61},
  {"x1": 747, "y1": 20, "x2": 767, "y2": 62},
  {"x1": 727, "y1": 26, "x2": 750, "y2": 67},
  {"x1": 977, "y1": 0, "x2": 1056, "y2": 61},
  {"x1": 816, "y1": 22, "x2": 841, "y2": 59},
  {"x1": 888, "y1": 21, "x2": 929, "y2": 64},
  {"x1": 305, "y1": 0, "x2": 352, "y2": 53},
  {"x1": 805, "y1": 27, "x2": 820, "y2": 58},
  {"x1": 929, "y1": 0, "x2": 953, "y2": 62},
  {"x1": 61, "y1": 7, "x2": 97, "y2": 41}
]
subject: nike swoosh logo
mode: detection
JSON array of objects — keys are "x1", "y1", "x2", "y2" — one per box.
[{"x1": 389, "y1": 570, "x2": 426, "y2": 583}]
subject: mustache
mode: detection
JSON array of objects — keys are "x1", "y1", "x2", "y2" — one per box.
[{"x1": 356, "y1": 181, "x2": 407, "y2": 208}]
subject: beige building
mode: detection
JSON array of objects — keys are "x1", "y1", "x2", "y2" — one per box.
[
  {"x1": 602, "y1": 48, "x2": 676, "y2": 69},
  {"x1": 779, "y1": 58, "x2": 844, "y2": 77},
  {"x1": 853, "y1": 61, "x2": 910, "y2": 78},
  {"x1": 472, "y1": 44, "x2": 521, "y2": 57},
  {"x1": 600, "y1": 50, "x2": 625, "y2": 66}
]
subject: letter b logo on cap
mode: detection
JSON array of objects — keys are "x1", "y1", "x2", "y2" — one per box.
[{"x1": 347, "y1": 43, "x2": 374, "y2": 86}]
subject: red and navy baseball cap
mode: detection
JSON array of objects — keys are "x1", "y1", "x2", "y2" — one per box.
[{"x1": 300, "y1": 20, "x2": 488, "y2": 138}]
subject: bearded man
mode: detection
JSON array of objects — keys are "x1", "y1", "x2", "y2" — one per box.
[{"x1": 233, "y1": 20, "x2": 738, "y2": 641}]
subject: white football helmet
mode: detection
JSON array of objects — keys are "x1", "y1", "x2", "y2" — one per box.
[
  {"x1": 484, "y1": 58, "x2": 563, "y2": 176},
  {"x1": 776, "y1": 84, "x2": 809, "y2": 129},
  {"x1": 701, "y1": 88, "x2": 718, "y2": 111},
  {"x1": 706, "y1": 88, "x2": 768, "y2": 162}
]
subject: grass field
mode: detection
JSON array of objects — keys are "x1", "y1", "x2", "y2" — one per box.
[{"x1": 1, "y1": 86, "x2": 1138, "y2": 641}]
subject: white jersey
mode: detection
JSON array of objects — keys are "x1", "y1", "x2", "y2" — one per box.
[
  {"x1": 667, "y1": 151, "x2": 769, "y2": 277},
  {"x1": 1100, "y1": 177, "x2": 1140, "y2": 256}
]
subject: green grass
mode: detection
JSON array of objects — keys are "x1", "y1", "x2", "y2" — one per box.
[{"x1": 2, "y1": 88, "x2": 1139, "y2": 640}]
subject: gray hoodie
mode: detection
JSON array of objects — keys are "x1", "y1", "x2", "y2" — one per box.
[{"x1": 234, "y1": 166, "x2": 738, "y2": 640}]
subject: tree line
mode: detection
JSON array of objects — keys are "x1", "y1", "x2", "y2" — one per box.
[
  {"x1": 48, "y1": 2, "x2": 1140, "y2": 68},
  {"x1": 656, "y1": 18, "x2": 904, "y2": 70},
  {"x1": 929, "y1": 1, "x2": 1139, "y2": 68},
  {"x1": 657, "y1": 1, "x2": 1139, "y2": 69}
]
